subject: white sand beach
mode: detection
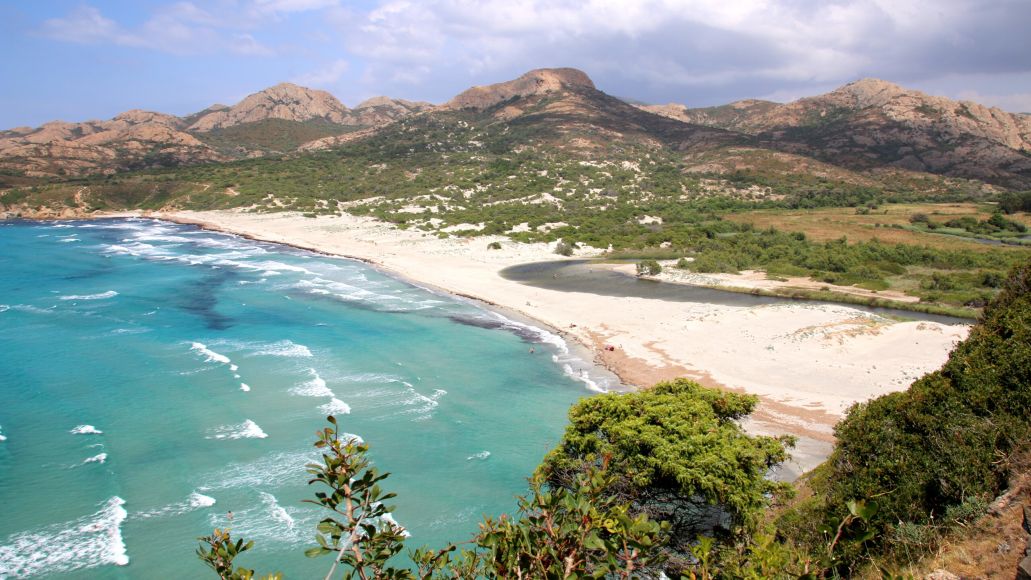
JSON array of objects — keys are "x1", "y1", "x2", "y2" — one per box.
[{"x1": 152, "y1": 209, "x2": 968, "y2": 473}]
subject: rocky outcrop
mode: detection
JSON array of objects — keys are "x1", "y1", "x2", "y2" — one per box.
[
  {"x1": 0, "y1": 110, "x2": 224, "y2": 179},
  {"x1": 187, "y1": 83, "x2": 352, "y2": 131},
  {"x1": 445, "y1": 68, "x2": 596, "y2": 110},
  {"x1": 648, "y1": 78, "x2": 1031, "y2": 188}
]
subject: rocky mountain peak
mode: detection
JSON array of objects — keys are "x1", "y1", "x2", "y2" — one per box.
[
  {"x1": 826, "y1": 78, "x2": 909, "y2": 109},
  {"x1": 187, "y1": 83, "x2": 351, "y2": 132},
  {"x1": 446, "y1": 67, "x2": 596, "y2": 110}
]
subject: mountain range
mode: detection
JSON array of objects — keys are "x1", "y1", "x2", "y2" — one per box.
[{"x1": 1, "y1": 68, "x2": 1029, "y2": 191}]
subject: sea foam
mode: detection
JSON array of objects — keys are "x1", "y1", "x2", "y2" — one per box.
[
  {"x1": 240, "y1": 383, "x2": 251, "y2": 392},
  {"x1": 82, "y1": 453, "x2": 108, "y2": 465},
  {"x1": 136, "y1": 492, "x2": 216, "y2": 520},
  {"x1": 207, "y1": 420, "x2": 268, "y2": 440},
  {"x1": 291, "y1": 369, "x2": 334, "y2": 397},
  {"x1": 58, "y1": 290, "x2": 118, "y2": 301},
  {"x1": 71, "y1": 425, "x2": 103, "y2": 435},
  {"x1": 319, "y1": 398, "x2": 351, "y2": 415},
  {"x1": 190, "y1": 342, "x2": 231, "y2": 365},
  {"x1": 0, "y1": 496, "x2": 128, "y2": 577}
]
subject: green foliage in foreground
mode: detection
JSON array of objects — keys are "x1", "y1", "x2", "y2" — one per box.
[
  {"x1": 198, "y1": 415, "x2": 670, "y2": 579},
  {"x1": 778, "y1": 260, "x2": 1031, "y2": 573},
  {"x1": 537, "y1": 379, "x2": 794, "y2": 574}
]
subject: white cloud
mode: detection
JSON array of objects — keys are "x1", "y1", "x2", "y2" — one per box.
[
  {"x1": 38, "y1": 3, "x2": 275, "y2": 56},
  {"x1": 292, "y1": 59, "x2": 350, "y2": 86}
]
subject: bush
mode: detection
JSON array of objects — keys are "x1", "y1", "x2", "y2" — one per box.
[
  {"x1": 486, "y1": 241, "x2": 502, "y2": 250},
  {"x1": 554, "y1": 239, "x2": 574, "y2": 256},
  {"x1": 636, "y1": 259, "x2": 662, "y2": 276},
  {"x1": 783, "y1": 261, "x2": 1031, "y2": 571},
  {"x1": 537, "y1": 379, "x2": 794, "y2": 574}
]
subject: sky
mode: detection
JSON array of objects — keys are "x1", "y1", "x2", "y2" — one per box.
[{"x1": 1, "y1": 0, "x2": 1029, "y2": 128}]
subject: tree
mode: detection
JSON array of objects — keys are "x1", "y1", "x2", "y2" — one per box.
[{"x1": 536, "y1": 379, "x2": 794, "y2": 574}]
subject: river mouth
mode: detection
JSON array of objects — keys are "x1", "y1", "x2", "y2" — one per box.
[{"x1": 499, "y1": 259, "x2": 971, "y2": 326}]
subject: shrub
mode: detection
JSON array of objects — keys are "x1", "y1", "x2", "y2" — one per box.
[
  {"x1": 554, "y1": 239, "x2": 574, "y2": 256},
  {"x1": 486, "y1": 241, "x2": 502, "y2": 250},
  {"x1": 784, "y1": 261, "x2": 1031, "y2": 571},
  {"x1": 636, "y1": 259, "x2": 662, "y2": 276}
]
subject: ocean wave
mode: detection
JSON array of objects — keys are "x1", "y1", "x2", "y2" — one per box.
[
  {"x1": 319, "y1": 398, "x2": 351, "y2": 415},
  {"x1": 251, "y1": 340, "x2": 313, "y2": 358},
  {"x1": 466, "y1": 451, "x2": 491, "y2": 461},
  {"x1": 291, "y1": 369, "x2": 334, "y2": 397},
  {"x1": 240, "y1": 383, "x2": 251, "y2": 392},
  {"x1": 82, "y1": 453, "x2": 108, "y2": 465},
  {"x1": 70, "y1": 425, "x2": 103, "y2": 435},
  {"x1": 206, "y1": 420, "x2": 268, "y2": 440},
  {"x1": 198, "y1": 449, "x2": 318, "y2": 491},
  {"x1": 260, "y1": 492, "x2": 295, "y2": 529},
  {"x1": 0, "y1": 496, "x2": 128, "y2": 577},
  {"x1": 472, "y1": 310, "x2": 612, "y2": 393},
  {"x1": 203, "y1": 491, "x2": 316, "y2": 548},
  {"x1": 0, "y1": 425, "x2": 6, "y2": 442},
  {"x1": 136, "y1": 491, "x2": 216, "y2": 520},
  {"x1": 58, "y1": 290, "x2": 118, "y2": 301},
  {"x1": 190, "y1": 342, "x2": 231, "y2": 365}
]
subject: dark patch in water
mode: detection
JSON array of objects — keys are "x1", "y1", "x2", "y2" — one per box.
[
  {"x1": 445, "y1": 314, "x2": 540, "y2": 343},
  {"x1": 175, "y1": 269, "x2": 237, "y2": 330}
]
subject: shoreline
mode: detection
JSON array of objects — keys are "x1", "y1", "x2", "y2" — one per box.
[{"x1": 13, "y1": 210, "x2": 971, "y2": 476}]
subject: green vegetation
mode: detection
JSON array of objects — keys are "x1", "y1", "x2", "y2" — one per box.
[
  {"x1": 537, "y1": 379, "x2": 793, "y2": 574},
  {"x1": 778, "y1": 261, "x2": 1031, "y2": 574},
  {"x1": 674, "y1": 228, "x2": 1024, "y2": 307},
  {"x1": 636, "y1": 259, "x2": 662, "y2": 275},
  {"x1": 198, "y1": 119, "x2": 357, "y2": 155},
  {"x1": 907, "y1": 210, "x2": 1029, "y2": 243}
]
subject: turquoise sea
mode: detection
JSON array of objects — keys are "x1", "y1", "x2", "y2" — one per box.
[{"x1": 0, "y1": 218, "x2": 609, "y2": 578}]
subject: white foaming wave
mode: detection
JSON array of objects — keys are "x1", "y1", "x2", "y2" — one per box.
[
  {"x1": 229, "y1": 364, "x2": 239, "y2": 372},
  {"x1": 240, "y1": 383, "x2": 251, "y2": 392},
  {"x1": 481, "y1": 310, "x2": 611, "y2": 393},
  {"x1": 82, "y1": 453, "x2": 108, "y2": 464},
  {"x1": 57, "y1": 237, "x2": 80, "y2": 243},
  {"x1": 204, "y1": 492, "x2": 316, "y2": 548},
  {"x1": 198, "y1": 449, "x2": 318, "y2": 491},
  {"x1": 252, "y1": 340, "x2": 312, "y2": 358},
  {"x1": 248, "y1": 260, "x2": 316, "y2": 276},
  {"x1": 466, "y1": 451, "x2": 491, "y2": 461},
  {"x1": 260, "y1": 492, "x2": 295, "y2": 529},
  {"x1": 190, "y1": 342, "x2": 231, "y2": 365},
  {"x1": 59, "y1": 290, "x2": 118, "y2": 301},
  {"x1": 393, "y1": 384, "x2": 447, "y2": 420},
  {"x1": 71, "y1": 425, "x2": 103, "y2": 435},
  {"x1": 294, "y1": 278, "x2": 437, "y2": 312},
  {"x1": 110, "y1": 327, "x2": 150, "y2": 335},
  {"x1": 0, "y1": 305, "x2": 8, "y2": 313},
  {"x1": 2, "y1": 304, "x2": 55, "y2": 316},
  {"x1": 0, "y1": 496, "x2": 129, "y2": 577},
  {"x1": 206, "y1": 420, "x2": 268, "y2": 440},
  {"x1": 291, "y1": 369, "x2": 334, "y2": 397},
  {"x1": 136, "y1": 491, "x2": 216, "y2": 520},
  {"x1": 319, "y1": 398, "x2": 351, "y2": 415},
  {"x1": 0, "y1": 425, "x2": 6, "y2": 442}
]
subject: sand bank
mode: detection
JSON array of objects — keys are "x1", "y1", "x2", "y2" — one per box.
[{"x1": 151, "y1": 210, "x2": 968, "y2": 475}]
